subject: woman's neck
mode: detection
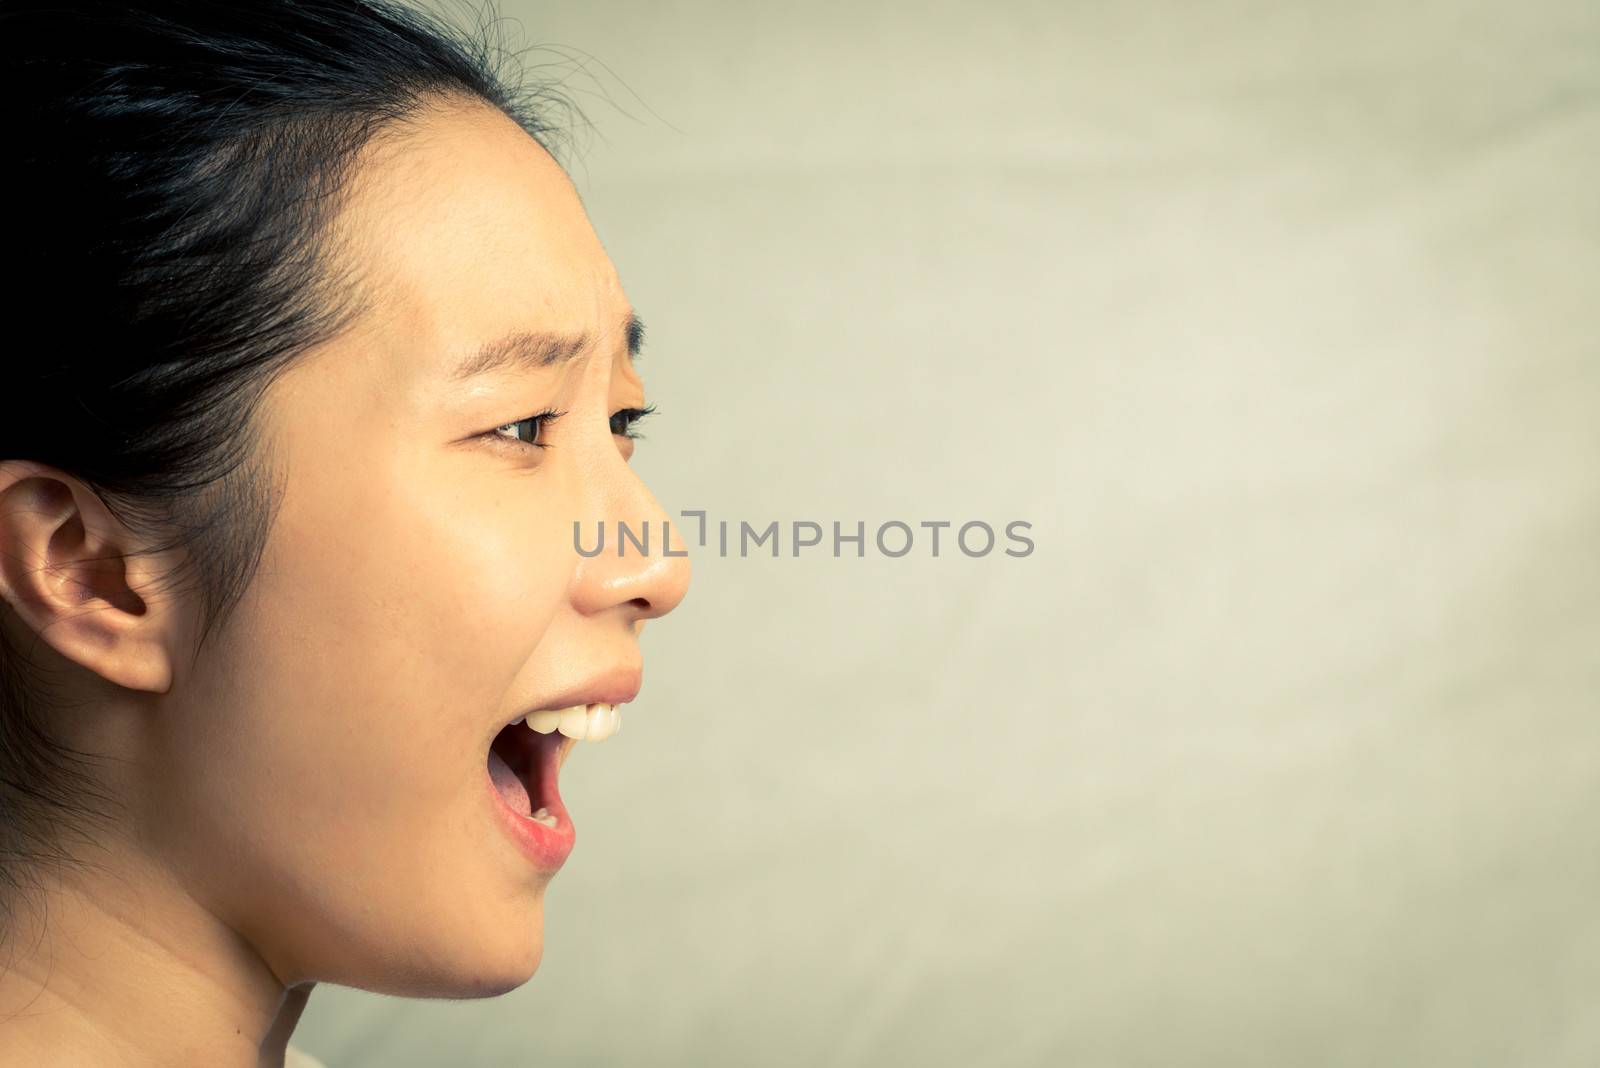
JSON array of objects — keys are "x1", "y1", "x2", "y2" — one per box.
[{"x1": 0, "y1": 859, "x2": 311, "y2": 1067}]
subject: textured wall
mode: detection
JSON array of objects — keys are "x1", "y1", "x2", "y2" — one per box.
[{"x1": 296, "y1": 1, "x2": 1600, "y2": 1064}]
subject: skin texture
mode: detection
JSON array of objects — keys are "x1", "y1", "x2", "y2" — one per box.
[{"x1": 0, "y1": 98, "x2": 690, "y2": 1066}]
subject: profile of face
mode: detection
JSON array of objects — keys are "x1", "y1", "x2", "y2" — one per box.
[
  {"x1": 3, "y1": 96, "x2": 690, "y2": 1005},
  {"x1": 233, "y1": 100, "x2": 690, "y2": 992}
]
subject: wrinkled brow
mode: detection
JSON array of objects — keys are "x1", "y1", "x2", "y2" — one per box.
[{"x1": 450, "y1": 311, "x2": 644, "y2": 381}]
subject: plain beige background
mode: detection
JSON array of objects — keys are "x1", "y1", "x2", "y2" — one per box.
[{"x1": 294, "y1": 1, "x2": 1600, "y2": 1065}]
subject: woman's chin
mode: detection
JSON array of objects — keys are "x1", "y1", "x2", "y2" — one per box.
[
  {"x1": 359, "y1": 900, "x2": 547, "y2": 999},
  {"x1": 459, "y1": 904, "x2": 546, "y2": 997},
  {"x1": 467, "y1": 944, "x2": 545, "y2": 999}
]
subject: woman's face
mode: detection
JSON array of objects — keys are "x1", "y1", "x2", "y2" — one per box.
[{"x1": 144, "y1": 100, "x2": 690, "y2": 995}]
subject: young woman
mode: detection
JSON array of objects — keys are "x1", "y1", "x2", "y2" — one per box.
[{"x1": 0, "y1": 2, "x2": 690, "y2": 1064}]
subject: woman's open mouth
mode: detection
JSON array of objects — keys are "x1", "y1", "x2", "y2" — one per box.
[{"x1": 485, "y1": 703, "x2": 626, "y2": 872}]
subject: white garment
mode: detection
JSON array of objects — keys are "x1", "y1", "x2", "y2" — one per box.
[{"x1": 285, "y1": 1044, "x2": 329, "y2": 1068}]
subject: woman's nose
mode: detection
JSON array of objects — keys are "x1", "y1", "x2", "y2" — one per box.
[{"x1": 568, "y1": 471, "x2": 691, "y2": 623}]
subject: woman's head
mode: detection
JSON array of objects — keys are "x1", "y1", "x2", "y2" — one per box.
[{"x1": 0, "y1": 0, "x2": 689, "y2": 1009}]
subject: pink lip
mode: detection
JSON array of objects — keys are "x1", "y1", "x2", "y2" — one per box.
[
  {"x1": 531, "y1": 664, "x2": 642, "y2": 713},
  {"x1": 487, "y1": 729, "x2": 576, "y2": 873}
]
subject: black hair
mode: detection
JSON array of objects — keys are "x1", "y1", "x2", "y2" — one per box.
[{"x1": 0, "y1": 0, "x2": 577, "y2": 920}]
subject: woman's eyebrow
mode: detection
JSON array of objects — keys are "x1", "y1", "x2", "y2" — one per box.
[
  {"x1": 625, "y1": 313, "x2": 645, "y2": 361},
  {"x1": 449, "y1": 311, "x2": 645, "y2": 382}
]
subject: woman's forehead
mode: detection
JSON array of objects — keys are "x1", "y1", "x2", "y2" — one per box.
[{"x1": 333, "y1": 99, "x2": 626, "y2": 363}]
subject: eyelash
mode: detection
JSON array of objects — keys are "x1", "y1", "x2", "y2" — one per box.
[
  {"x1": 487, "y1": 404, "x2": 657, "y2": 450},
  {"x1": 489, "y1": 408, "x2": 566, "y2": 450},
  {"x1": 611, "y1": 403, "x2": 656, "y2": 440}
]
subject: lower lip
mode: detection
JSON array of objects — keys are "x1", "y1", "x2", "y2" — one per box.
[{"x1": 486, "y1": 749, "x2": 576, "y2": 873}]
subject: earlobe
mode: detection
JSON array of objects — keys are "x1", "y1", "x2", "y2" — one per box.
[{"x1": 0, "y1": 460, "x2": 177, "y2": 695}]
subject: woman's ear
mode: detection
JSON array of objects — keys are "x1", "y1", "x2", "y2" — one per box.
[{"x1": 0, "y1": 460, "x2": 180, "y2": 695}]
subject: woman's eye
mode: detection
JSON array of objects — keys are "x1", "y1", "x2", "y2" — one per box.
[
  {"x1": 610, "y1": 403, "x2": 656, "y2": 439},
  {"x1": 489, "y1": 408, "x2": 565, "y2": 450}
]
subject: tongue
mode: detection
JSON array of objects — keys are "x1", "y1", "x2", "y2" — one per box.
[{"x1": 488, "y1": 746, "x2": 532, "y2": 818}]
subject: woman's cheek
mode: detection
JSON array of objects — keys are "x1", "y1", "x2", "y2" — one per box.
[{"x1": 414, "y1": 488, "x2": 575, "y2": 650}]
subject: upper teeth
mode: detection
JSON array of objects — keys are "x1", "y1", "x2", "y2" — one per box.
[{"x1": 523, "y1": 703, "x2": 622, "y2": 742}]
